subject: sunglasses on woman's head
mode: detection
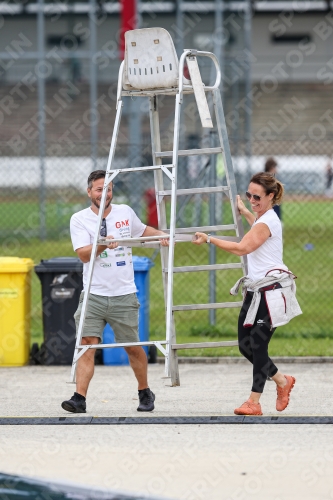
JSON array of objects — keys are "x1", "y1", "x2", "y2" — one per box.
[{"x1": 245, "y1": 191, "x2": 261, "y2": 202}]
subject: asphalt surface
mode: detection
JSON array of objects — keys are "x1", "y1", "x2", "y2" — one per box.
[
  {"x1": 0, "y1": 361, "x2": 331, "y2": 417},
  {"x1": 0, "y1": 362, "x2": 332, "y2": 499}
]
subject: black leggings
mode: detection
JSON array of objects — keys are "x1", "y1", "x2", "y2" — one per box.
[{"x1": 238, "y1": 292, "x2": 278, "y2": 393}]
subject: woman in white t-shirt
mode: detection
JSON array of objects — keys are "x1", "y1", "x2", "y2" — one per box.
[{"x1": 192, "y1": 173, "x2": 296, "y2": 416}]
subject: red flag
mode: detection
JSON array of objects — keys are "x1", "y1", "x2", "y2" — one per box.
[{"x1": 120, "y1": 0, "x2": 137, "y2": 60}]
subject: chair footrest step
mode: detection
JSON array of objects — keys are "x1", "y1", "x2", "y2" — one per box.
[{"x1": 108, "y1": 164, "x2": 174, "y2": 173}]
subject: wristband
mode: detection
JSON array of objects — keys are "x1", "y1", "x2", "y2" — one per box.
[{"x1": 206, "y1": 234, "x2": 211, "y2": 244}]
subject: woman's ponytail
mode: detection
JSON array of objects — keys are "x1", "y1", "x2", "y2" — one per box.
[{"x1": 250, "y1": 172, "x2": 284, "y2": 205}]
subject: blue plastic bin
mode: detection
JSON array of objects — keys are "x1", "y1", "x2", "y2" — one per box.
[{"x1": 103, "y1": 256, "x2": 154, "y2": 365}]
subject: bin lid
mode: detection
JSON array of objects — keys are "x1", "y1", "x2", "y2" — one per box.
[
  {"x1": 132, "y1": 256, "x2": 154, "y2": 271},
  {"x1": 34, "y1": 257, "x2": 83, "y2": 274},
  {"x1": 0, "y1": 257, "x2": 34, "y2": 273}
]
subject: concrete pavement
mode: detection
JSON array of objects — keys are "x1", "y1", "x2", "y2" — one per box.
[
  {"x1": 0, "y1": 361, "x2": 331, "y2": 417},
  {"x1": 0, "y1": 361, "x2": 332, "y2": 499}
]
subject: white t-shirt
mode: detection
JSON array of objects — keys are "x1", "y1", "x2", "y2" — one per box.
[
  {"x1": 70, "y1": 205, "x2": 146, "y2": 296},
  {"x1": 247, "y1": 209, "x2": 288, "y2": 281}
]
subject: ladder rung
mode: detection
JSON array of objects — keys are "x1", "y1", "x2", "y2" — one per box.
[
  {"x1": 177, "y1": 234, "x2": 240, "y2": 242},
  {"x1": 172, "y1": 340, "x2": 238, "y2": 350},
  {"x1": 98, "y1": 235, "x2": 170, "y2": 245},
  {"x1": 78, "y1": 341, "x2": 167, "y2": 349},
  {"x1": 214, "y1": 236, "x2": 240, "y2": 242},
  {"x1": 174, "y1": 225, "x2": 236, "y2": 233},
  {"x1": 122, "y1": 88, "x2": 189, "y2": 97},
  {"x1": 109, "y1": 164, "x2": 174, "y2": 173},
  {"x1": 157, "y1": 232, "x2": 240, "y2": 243},
  {"x1": 165, "y1": 263, "x2": 243, "y2": 273},
  {"x1": 172, "y1": 301, "x2": 243, "y2": 311},
  {"x1": 155, "y1": 147, "x2": 222, "y2": 158},
  {"x1": 118, "y1": 242, "x2": 160, "y2": 248},
  {"x1": 121, "y1": 85, "x2": 209, "y2": 98},
  {"x1": 158, "y1": 186, "x2": 229, "y2": 197},
  {"x1": 101, "y1": 237, "x2": 190, "y2": 249}
]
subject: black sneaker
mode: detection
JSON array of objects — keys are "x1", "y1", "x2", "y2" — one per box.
[
  {"x1": 61, "y1": 392, "x2": 86, "y2": 413},
  {"x1": 137, "y1": 388, "x2": 155, "y2": 412}
]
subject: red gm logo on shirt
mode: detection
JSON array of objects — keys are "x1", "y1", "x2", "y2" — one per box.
[{"x1": 115, "y1": 220, "x2": 129, "y2": 229}]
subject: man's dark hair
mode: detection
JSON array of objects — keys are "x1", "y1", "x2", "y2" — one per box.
[
  {"x1": 264, "y1": 157, "x2": 277, "y2": 173},
  {"x1": 87, "y1": 170, "x2": 106, "y2": 188}
]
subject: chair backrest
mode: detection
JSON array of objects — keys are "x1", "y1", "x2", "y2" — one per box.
[{"x1": 124, "y1": 28, "x2": 179, "y2": 90}]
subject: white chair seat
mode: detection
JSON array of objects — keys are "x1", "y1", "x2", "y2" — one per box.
[{"x1": 123, "y1": 27, "x2": 190, "y2": 91}]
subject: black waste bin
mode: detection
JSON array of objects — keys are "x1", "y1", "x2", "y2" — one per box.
[{"x1": 34, "y1": 257, "x2": 83, "y2": 365}]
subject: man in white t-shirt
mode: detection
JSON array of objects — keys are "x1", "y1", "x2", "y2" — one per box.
[{"x1": 61, "y1": 170, "x2": 169, "y2": 414}]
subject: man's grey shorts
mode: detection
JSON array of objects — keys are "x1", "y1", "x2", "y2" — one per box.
[{"x1": 74, "y1": 292, "x2": 140, "y2": 343}]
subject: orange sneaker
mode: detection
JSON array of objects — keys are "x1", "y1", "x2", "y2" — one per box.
[
  {"x1": 234, "y1": 400, "x2": 263, "y2": 416},
  {"x1": 276, "y1": 375, "x2": 296, "y2": 412}
]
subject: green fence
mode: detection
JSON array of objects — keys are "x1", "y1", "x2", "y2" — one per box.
[{"x1": 1, "y1": 142, "x2": 333, "y2": 357}]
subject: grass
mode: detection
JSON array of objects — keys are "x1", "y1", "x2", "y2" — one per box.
[{"x1": 1, "y1": 198, "x2": 333, "y2": 356}]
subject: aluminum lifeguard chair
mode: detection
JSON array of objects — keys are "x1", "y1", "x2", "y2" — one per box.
[{"x1": 70, "y1": 28, "x2": 246, "y2": 386}]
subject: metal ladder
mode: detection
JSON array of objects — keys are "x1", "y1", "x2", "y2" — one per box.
[{"x1": 70, "y1": 28, "x2": 247, "y2": 386}]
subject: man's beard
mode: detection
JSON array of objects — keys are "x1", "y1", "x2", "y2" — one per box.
[{"x1": 92, "y1": 195, "x2": 112, "y2": 210}]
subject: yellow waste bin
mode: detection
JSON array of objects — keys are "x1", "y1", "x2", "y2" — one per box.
[{"x1": 0, "y1": 257, "x2": 34, "y2": 366}]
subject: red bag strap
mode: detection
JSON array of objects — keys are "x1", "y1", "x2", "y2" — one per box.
[{"x1": 265, "y1": 268, "x2": 297, "y2": 280}]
